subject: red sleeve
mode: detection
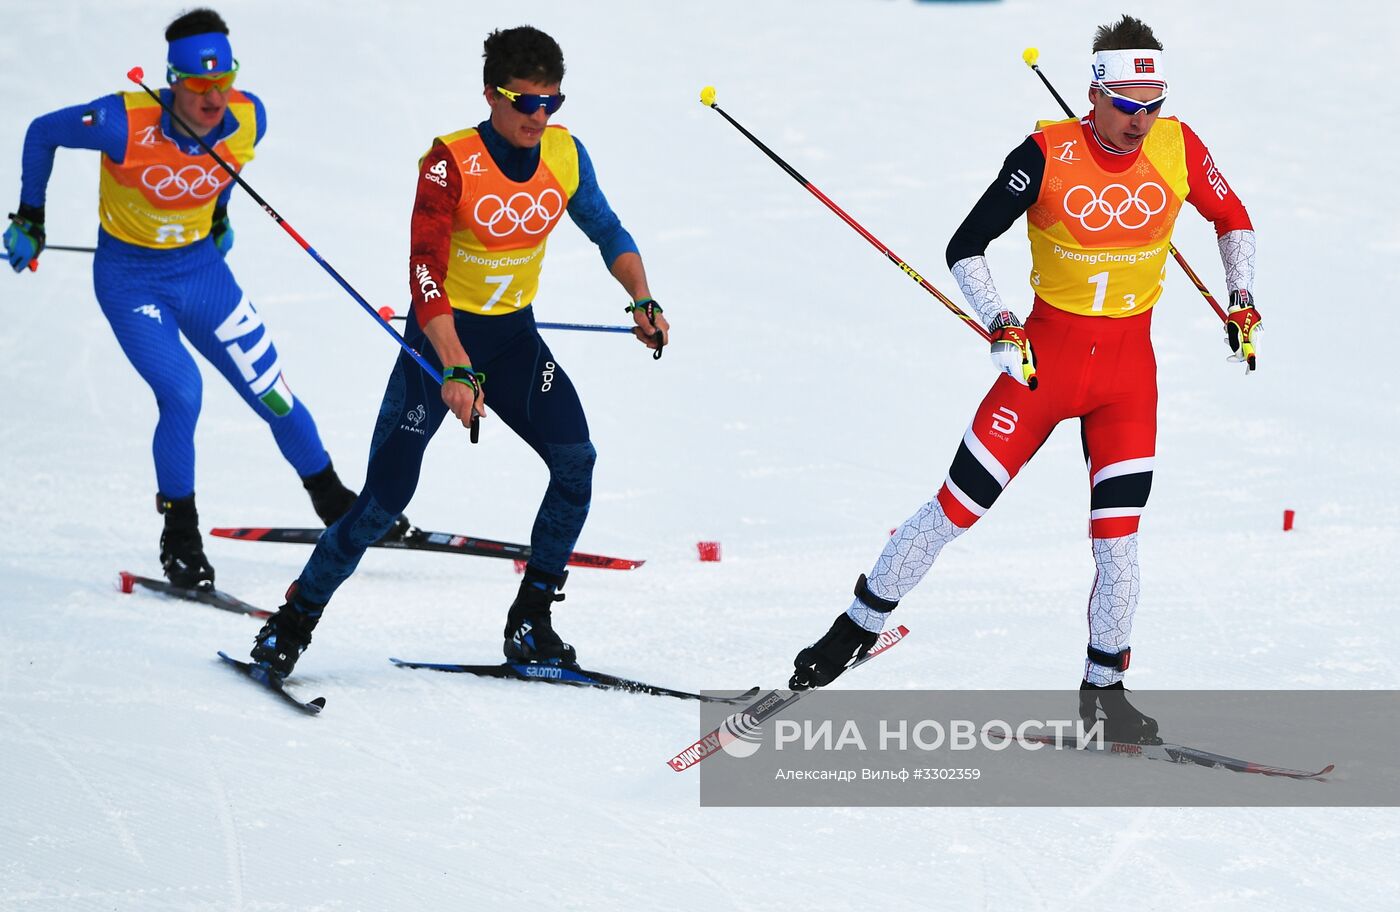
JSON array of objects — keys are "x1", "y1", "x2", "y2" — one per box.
[
  {"x1": 1181, "y1": 121, "x2": 1253, "y2": 236},
  {"x1": 409, "y1": 142, "x2": 461, "y2": 329}
]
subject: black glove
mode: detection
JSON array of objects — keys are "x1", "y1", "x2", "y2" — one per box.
[{"x1": 789, "y1": 613, "x2": 878, "y2": 691}]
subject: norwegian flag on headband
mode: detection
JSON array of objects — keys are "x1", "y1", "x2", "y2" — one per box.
[{"x1": 1092, "y1": 48, "x2": 1168, "y2": 89}]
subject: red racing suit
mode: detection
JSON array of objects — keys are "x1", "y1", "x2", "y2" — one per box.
[{"x1": 940, "y1": 114, "x2": 1252, "y2": 538}]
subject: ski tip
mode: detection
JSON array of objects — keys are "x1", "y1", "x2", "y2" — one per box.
[
  {"x1": 117, "y1": 571, "x2": 136, "y2": 594},
  {"x1": 307, "y1": 697, "x2": 327, "y2": 712},
  {"x1": 1316, "y1": 764, "x2": 1336, "y2": 778},
  {"x1": 1022, "y1": 47, "x2": 1039, "y2": 67},
  {"x1": 209, "y1": 527, "x2": 270, "y2": 540}
]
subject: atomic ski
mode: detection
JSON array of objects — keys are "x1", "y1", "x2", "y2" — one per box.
[
  {"x1": 998, "y1": 730, "x2": 1334, "y2": 780},
  {"x1": 210, "y1": 526, "x2": 644, "y2": 571},
  {"x1": 667, "y1": 624, "x2": 911, "y2": 772},
  {"x1": 217, "y1": 651, "x2": 326, "y2": 714},
  {"x1": 390, "y1": 657, "x2": 759, "y2": 704},
  {"x1": 118, "y1": 571, "x2": 272, "y2": 619}
]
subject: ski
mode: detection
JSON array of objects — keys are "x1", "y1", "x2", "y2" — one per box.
[
  {"x1": 210, "y1": 526, "x2": 644, "y2": 571},
  {"x1": 667, "y1": 624, "x2": 911, "y2": 772},
  {"x1": 994, "y1": 731, "x2": 1334, "y2": 780},
  {"x1": 390, "y1": 657, "x2": 759, "y2": 704},
  {"x1": 117, "y1": 571, "x2": 272, "y2": 619},
  {"x1": 217, "y1": 651, "x2": 326, "y2": 715}
]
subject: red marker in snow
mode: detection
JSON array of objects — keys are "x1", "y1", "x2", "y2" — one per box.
[{"x1": 1283, "y1": 509, "x2": 1295, "y2": 532}]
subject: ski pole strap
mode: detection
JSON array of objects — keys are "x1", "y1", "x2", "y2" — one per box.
[
  {"x1": 625, "y1": 297, "x2": 666, "y2": 360},
  {"x1": 442, "y1": 365, "x2": 484, "y2": 392},
  {"x1": 1086, "y1": 645, "x2": 1131, "y2": 671},
  {"x1": 624, "y1": 297, "x2": 663, "y2": 317},
  {"x1": 854, "y1": 573, "x2": 899, "y2": 613}
]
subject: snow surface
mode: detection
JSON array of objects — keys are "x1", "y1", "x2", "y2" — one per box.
[{"x1": 3, "y1": 0, "x2": 1399, "y2": 908}]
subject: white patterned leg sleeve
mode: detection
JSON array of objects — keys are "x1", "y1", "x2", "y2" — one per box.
[
  {"x1": 1083, "y1": 533, "x2": 1141, "y2": 686},
  {"x1": 846, "y1": 497, "x2": 966, "y2": 632}
]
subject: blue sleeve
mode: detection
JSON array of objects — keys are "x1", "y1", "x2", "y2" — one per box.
[
  {"x1": 565, "y1": 136, "x2": 640, "y2": 268},
  {"x1": 19, "y1": 94, "x2": 128, "y2": 208}
]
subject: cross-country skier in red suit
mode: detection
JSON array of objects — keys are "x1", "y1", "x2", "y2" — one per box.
[{"x1": 789, "y1": 15, "x2": 1261, "y2": 743}]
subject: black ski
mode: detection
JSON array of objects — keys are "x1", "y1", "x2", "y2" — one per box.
[
  {"x1": 217, "y1": 651, "x2": 326, "y2": 714},
  {"x1": 210, "y1": 526, "x2": 644, "y2": 571},
  {"x1": 390, "y1": 657, "x2": 759, "y2": 704},
  {"x1": 995, "y1": 731, "x2": 1334, "y2": 780},
  {"x1": 118, "y1": 571, "x2": 272, "y2": 619}
]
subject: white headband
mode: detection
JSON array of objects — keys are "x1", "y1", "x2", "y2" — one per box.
[{"x1": 1091, "y1": 48, "x2": 1167, "y2": 91}]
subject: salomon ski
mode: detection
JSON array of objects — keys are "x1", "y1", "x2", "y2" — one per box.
[
  {"x1": 390, "y1": 657, "x2": 758, "y2": 703},
  {"x1": 217, "y1": 651, "x2": 325, "y2": 714}
]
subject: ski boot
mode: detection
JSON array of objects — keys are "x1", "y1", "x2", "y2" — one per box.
[
  {"x1": 301, "y1": 460, "x2": 359, "y2": 525},
  {"x1": 790, "y1": 574, "x2": 896, "y2": 690},
  {"x1": 301, "y1": 459, "x2": 415, "y2": 540},
  {"x1": 503, "y1": 567, "x2": 577, "y2": 666},
  {"x1": 250, "y1": 582, "x2": 325, "y2": 679},
  {"x1": 1079, "y1": 680, "x2": 1162, "y2": 745},
  {"x1": 157, "y1": 493, "x2": 215, "y2": 590}
]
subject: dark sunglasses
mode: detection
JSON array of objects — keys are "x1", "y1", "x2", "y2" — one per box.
[
  {"x1": 1095, "y1": 82, "x2": 1167, "y2": 116},
  {"x1": 494, "y1": 86, "x2": 565, "y2": 116}
]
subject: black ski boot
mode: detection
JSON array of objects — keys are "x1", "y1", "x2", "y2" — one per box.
[
  {"x1": 302, "y1": 459, "x2": 416, "y2": 540},
  {"x1": 1079, "y1": 680, "x2": 1162, "y2": 745},
  {"x1": 789, "y1": 574, "x2": 897, "y2": 690},
  {"x1": 157, "y1": 493, "x2": 215, "y2": 590},
  {"x1": 250, "y1": 582, "x2": 324, "y2": 679},
  {"x1": 301, "y1": 460, "x2": 358, "y2": 526},
  {"x1": 503, "y1": 567, "x2": 577, "y2": 666}
]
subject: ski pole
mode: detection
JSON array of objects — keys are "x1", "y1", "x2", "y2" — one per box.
[
  {"x1": 123, "y1": 68, "x2": 486, "y2": 440},
  {"x1": 16, "y1": 244, "x2": 96, "y2": 272},
  {"x1": 6, "y1": 213, "x2": 96, "y2": 270},
  {"x1": 698, "y1": 86, "x2": 993, "y2": 345},
  {"x1": 379, "y1": 310, "x2": 632, "y2": 335},
  {"x1": 1020, "y1": 48, "x2": 1230, "y2": 324},
  {"x1": 123, "y1": 72, "x2": 446, "y2": 375}
]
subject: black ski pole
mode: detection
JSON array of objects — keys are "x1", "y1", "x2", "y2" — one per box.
[{"x1": 121, "y1": 67, "x2": 485, "y2": 439}]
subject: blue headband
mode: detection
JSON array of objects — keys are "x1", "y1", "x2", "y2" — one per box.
[{"x1": 167, "y1": 32, "x2": 234, "y2": 76}]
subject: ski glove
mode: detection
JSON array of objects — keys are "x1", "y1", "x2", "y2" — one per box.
[
  {"x1": 4, "y1": 206, "x2": 45, "y2": 272},
  {"x1": 790, "y1": 613, "x2": 878, "y2": 691},
  {"x1": 1224, "y1": 290, "x2": 1261, "y2": 372},
  {"x1": 989, "y1": 311, "x2": 1038, "y2": 390},
  {"x1": 211, "y1": 204, "x2": 233, "y2": 256}
]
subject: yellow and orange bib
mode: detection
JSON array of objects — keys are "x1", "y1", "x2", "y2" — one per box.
[
  {"x1": 430, "y1": 125, "x2": 579, "y2": 315},
  {"x1": 98, "y1": 90, "x2": 256, "y2": 249},
  {"x1": 1026, "y1": 117, "x2": 1189, "y2": 317}
]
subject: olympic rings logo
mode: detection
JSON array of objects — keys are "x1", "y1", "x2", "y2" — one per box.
[
  {"x1": 1062, "y1": 181, "x2": 1166, "y2": 232},
  {"x1": 140, "y1": 164, "x2": 228, "y2": 201},
  {"x1": 473, "y1": 189, "x2": 564, "y2": 237}
]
